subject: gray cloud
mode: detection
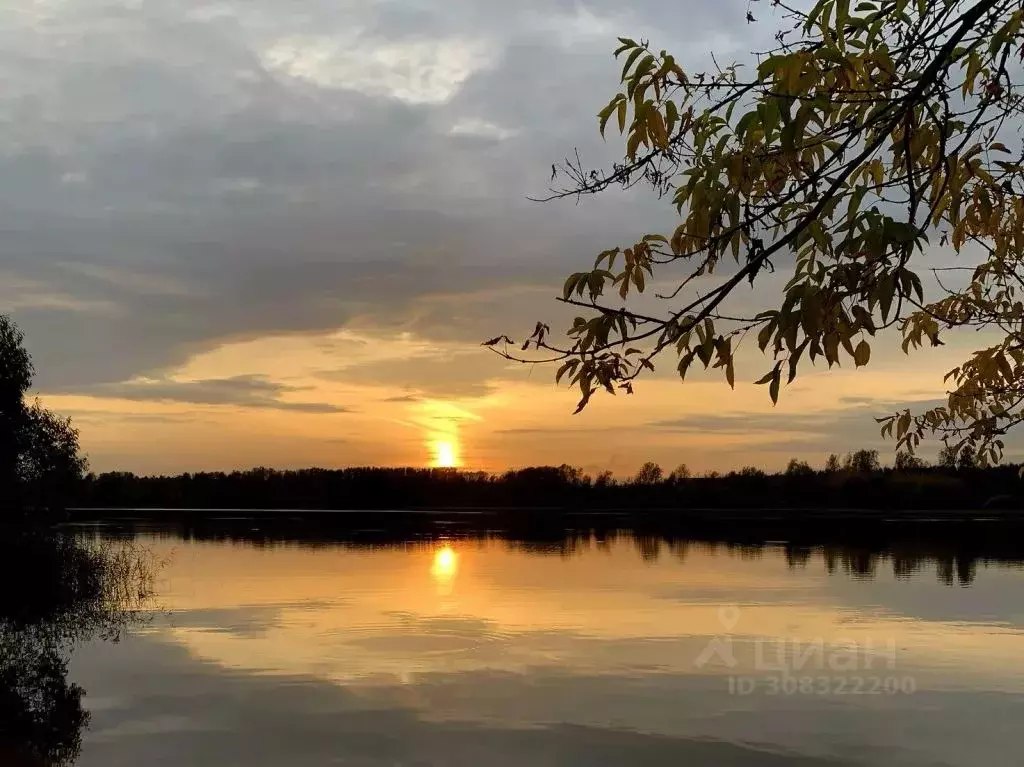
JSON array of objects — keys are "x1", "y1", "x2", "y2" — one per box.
[
  {"x1": 0, "y1": 0, "x2": 770, "y2": 396},
  {"x1": 649, "y1": 399, "x2": 947, "y2": 436},
  {"x1": 64, "y1": 374, "x2": 349, "y2": 413},
  {"x1": 322, "y1": 350, "x2": 511, "y2": 398}
]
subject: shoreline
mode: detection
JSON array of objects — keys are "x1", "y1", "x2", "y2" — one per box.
[{"x1": 68, "y1": 506, "x2": 1024, "y2": 520}]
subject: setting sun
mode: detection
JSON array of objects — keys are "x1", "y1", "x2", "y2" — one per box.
[{"x1": 431, "y1": 439, "x2": 459, "y2": 468}]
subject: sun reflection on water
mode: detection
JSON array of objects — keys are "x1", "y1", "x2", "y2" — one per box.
[{"x1": 431, "y1": 545, "x2": 458, "y2": 582}]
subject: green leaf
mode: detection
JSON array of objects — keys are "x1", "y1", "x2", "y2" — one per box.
[
  {"x1": 805, "y1": 0, "x2": 825, "y2": 32},
  {"x1": 634, "y1": 54, "x2": 656, "y2": 78},
  {"x1": 835, "y1": 0, "x2": 850, "y2": 32},
  {"x1": 665, "y1": 100, "x2": 678, "y2": 135},
  {"x1": 735, "y1": 110, "x2": 759, "y2": 140},
  {"x1": 632, "y1": 268, "x2": 645, "y2": 292},
  {"x1": 757, "y1": 55, "x2": 784, "y2": 79},
  {"x1": 847, "y1": 185, "x2": 866, "y2": 219},
  {"x1": 788, "y1": 339, "x2": 810, "y2": 383},
  {"x1": 877, "y1": 273, "x2": 895, "y2": 320},
  {"x1": 678, "y1": 353, "x2": 694, "y2": 381},
  {"x1": 615, "y1": 37, "x2": 638, "y2": 54},
  {"x1": 996, "y1": 353, "x2": 1014, "y2": 382},
  {"x1": 854, "y1": 340, "x2": 871, "y2": 367},
  {"x1": 556, "y1": 359, "x2": 578, "y2": 384},
  {"x1": 897, "y1": 411, "x2": 911, "y2": 439},
  {"x1": 757, "y1": 318, "x2": 777, "y2": 351},
  {"x1": 621, "y1": 47, "x2": 645, "y2": 81},
  {"x1": 573, "y1": 390, "x2": 592, "y2": 415},
  {"x1": 562, "y1": 273, "x2": 580, "y2": 300},
  {"x1": 883, "y1": 219, "x2": 917, "y2": 244},
  {"x1": 824, "y1": 332, "x2": 840, "y2": 366}
]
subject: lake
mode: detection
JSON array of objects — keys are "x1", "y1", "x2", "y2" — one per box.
[{"x1": 65, "y1": 521, "x2": 1024, "y2": 766}]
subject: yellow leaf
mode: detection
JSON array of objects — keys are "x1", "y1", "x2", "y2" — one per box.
[
  {"x1": 648, "y1": 109, "x2": 669, "y2": 149},
  {"x1": 626, "y1": 131, "x2": 642, "y2": 160},
  {"x1": 871, "y1": 159, "x2": 883, "y2": 189}
]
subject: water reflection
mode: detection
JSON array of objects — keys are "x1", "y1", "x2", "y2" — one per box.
[
  {"x1": 65, "y1": 518, "x2": 1024, "y2": 767},
  {"x1": 12, "y1": 517, "x2": 1018, "y2": 766},
  {"x1": 88, "y1": 515, "x2": 1024, "y2": 587},
  {"x1": 0, "y1": 530, "x2": 152, "y2": 766},
  {"x1": 0, "y1": 627, "x2": 86, "y2": 766},
  {"x1": 431, "y1": 545, "x2": 459, "y2": 582},
  {"x1": 428, "y1": 543, "x2": 459, "y2": 598}
]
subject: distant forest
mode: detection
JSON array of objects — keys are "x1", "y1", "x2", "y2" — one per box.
[{"x1": 75, "y1": 448, "x2": 1024, "y2": 511}]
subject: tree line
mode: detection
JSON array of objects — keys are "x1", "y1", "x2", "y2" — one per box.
[{"x1": 76, "y1": 448, "x2": 1023, "y2": 512}]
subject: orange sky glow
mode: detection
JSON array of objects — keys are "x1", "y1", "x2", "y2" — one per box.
[
  {"x1": 39, "y1": 321, "x2": 993, "y2": 477},
  {"x1": 7, "y1": 0, "x2": 1009, "y2": 478}
]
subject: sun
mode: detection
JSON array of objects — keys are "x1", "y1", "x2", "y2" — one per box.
[{"x1": 431, "y1": 439, "x2": 459, "y2": 468}]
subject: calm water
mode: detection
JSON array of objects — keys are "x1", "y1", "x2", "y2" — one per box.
[{"x1": 68, "y1": 525, "x2": 1024, "y2": 766}]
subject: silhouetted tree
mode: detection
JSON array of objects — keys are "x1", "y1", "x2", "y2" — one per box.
[
  {"x1": 957, "y1": 446, "x2": 979, "y2": 471},
  {"x1": 844, "y1": 449, "x2": 881, "y2": 474},
  {"x1": 937, "y1": 444, "x2": 958, "y2": 469},
  {"x1": 785, "y1": 458, "x2": 814, "y2": 476},
  {"x1": 67, "y1": 443, "x2": 1024, "y2": 514},
  {"x1": 557, "y1": 464, "x2": 587, "y2": 486},
  {"x1": 668, "y1": 463, "x2": 691, "y2": 482},
  {"x1": 19, "y1": 402, "x2": 86, "y2": 516},
  {"x1": 0, "y1": 316, "x2": 33, "y2": 517},
  {"x1": 733, "y1": 466, "x2": 766, "y2": 479},
  {"x1": 824, "y1": 454, "x2": 842, "y2": 473},
  {"x1": 633, "y1": 462, "x2": 663, "y2": 485},
  {"x1": 894, "y1": 451, "x2": 925, "y2": 471},
  {"x1": 0, "y1": 316, "x2": 86, "y2": 523}
]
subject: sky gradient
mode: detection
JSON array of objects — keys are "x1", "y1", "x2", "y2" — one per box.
[{"x1": 1, "y1": 0, "x2": 999, "y2": 476}]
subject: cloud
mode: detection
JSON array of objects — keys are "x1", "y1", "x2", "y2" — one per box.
[
  {"x1": 5, "y1": 0, "x2": 948, "y2": 472},
  {"x1": 650, "y1": 398, "x2": 948, "y2": 433},
  {"x1": 650, "y1": 411, "x2": 860, "y2": 435},
  {"x1": 262, "y1": 35, "x2": 497, "y2": 104},
  {"x1": 380, "y1": 394, "x2": 423, "y2": 403},
  {"x1": 68, "y1": 375, "x2": 349, "y2": 414},
  {"x1": 322, "y1": 350, "x2": 507, "y2": 399},
  {"x1": 1, "y1": 0, "x2": 773, "y2": 398}
]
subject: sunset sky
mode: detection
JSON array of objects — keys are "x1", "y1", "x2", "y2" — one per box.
[{"x1": 0, "y1": 0, "x2": 1004, "y2": 476}]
